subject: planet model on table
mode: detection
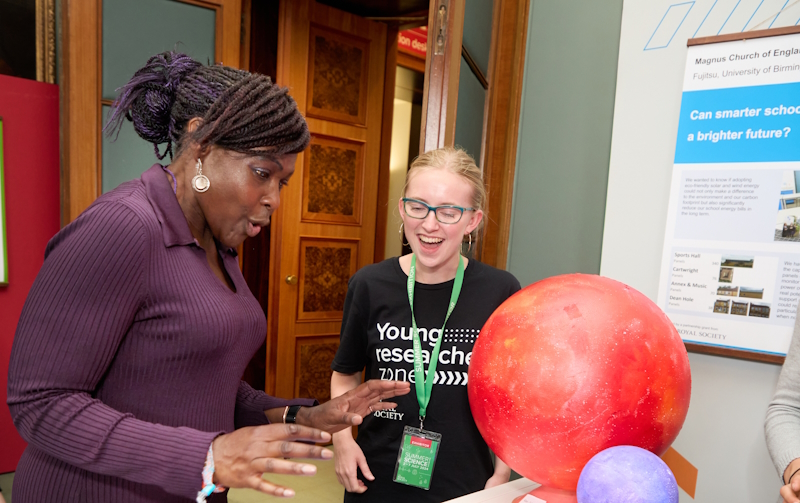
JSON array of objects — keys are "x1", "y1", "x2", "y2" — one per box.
[
  {"x1": 577, "y1": 445, "x2": 679, "y2": 503},
  {"x1": 468, "y1": 274, "x2": 691, "y2": 492}
]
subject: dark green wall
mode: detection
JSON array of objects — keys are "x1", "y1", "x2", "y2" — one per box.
[
  {"x1": 455, "y1": 0, "x2": 493, "y2": 162},
  {"x1": 507, "y1": 0, "x2": 623, "y2": 286},
  {"x1": 454, "y1": 55, "x2": 486, "y2": 161}
]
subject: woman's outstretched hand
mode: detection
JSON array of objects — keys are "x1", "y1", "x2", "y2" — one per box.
[
  {"x1": 301, "y1": 379, "x2": 411, "y2": 433},
  {"x1": 210, "y1": 380, "x2": 409, "y2": 497},
  {"x1": 212, "y1": 424, "x2": 332, "y2": 497}
]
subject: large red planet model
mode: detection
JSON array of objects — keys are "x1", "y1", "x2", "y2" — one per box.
[{"x1": 468, "y1": 274, "x2": 691, "y2": 492}]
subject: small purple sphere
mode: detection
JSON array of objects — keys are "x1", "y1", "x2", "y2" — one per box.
[{"x1": 576, "y1": 445, "x2": 679, "y2": 503}]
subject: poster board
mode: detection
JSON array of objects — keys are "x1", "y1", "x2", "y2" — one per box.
[
  {"x1": 657, "y1": 26, "x2": 800, "y2": 364},
  {"x1": 0, "y1": 117, "x2": 6, "y2": 286}
]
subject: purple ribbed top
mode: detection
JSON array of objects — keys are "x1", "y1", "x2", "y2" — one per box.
[{"x1": 7, "y1": 165, "x2": 312, "y2": 502}]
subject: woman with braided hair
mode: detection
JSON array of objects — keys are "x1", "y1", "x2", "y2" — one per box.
[{"x1": 7, "y1": 51, "x2": 409, "y2": 503}]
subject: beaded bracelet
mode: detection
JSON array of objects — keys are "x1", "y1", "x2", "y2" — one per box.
[{"x1": 196, "y1": 443, "x2": 226, "y2": 503}]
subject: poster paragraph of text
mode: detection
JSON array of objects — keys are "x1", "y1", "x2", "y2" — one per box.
[{"x1": 657, "y1": 33, "x2": 800, "y2": 357}]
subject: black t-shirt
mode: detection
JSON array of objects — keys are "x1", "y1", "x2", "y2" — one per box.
[{"x1": 332, "y1": 257, "x2": 521, "y2": 503}]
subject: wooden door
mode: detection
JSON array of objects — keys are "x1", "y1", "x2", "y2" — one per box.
[{"x1": 269, "y1": 0, "x2": 387, "y2": 400}]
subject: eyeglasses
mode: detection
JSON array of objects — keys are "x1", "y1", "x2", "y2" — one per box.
[{"x1": 402, "y1": 198, "x2": 474, "y2": 224}]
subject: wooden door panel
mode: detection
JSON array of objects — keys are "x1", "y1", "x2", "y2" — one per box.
[
  {"x1": 271, "y1": 0, "x2": 386, "y2": 400},
  {"x1": 294, "y1": 336, "x2": 341, "y2": 402},
  {"x1": 301, "y1": 136, "x2": 365, "y2": 225},
  {"x1": 307, "y1": 26, "x2": 370, "y2": 126},
  {"x1": 297, "y1": 238, "x2": 359, "y2": 322}
]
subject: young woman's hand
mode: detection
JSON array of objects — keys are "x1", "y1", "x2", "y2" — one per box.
[
  {"x1": 782, "y1": 477, "x2": 800, "y2": 503},
  {"x1": 333, "y1": 432, "x2": 374, "y2": 493},
  {"x1": 301, "y1": 379, "x2": 410, "y2": 433},
  {"x1": 484, "y1": 472, "x2": 509, "y2": 489},
  {"x1": 783, "y1": 460, "x2": 800, "y2": 503},
  {"x1": 484, "y1": 457, "x2": 511, "y2": 489},
  {"x1": 211, "y1": 424, "x2": 331, "y2": 497}
]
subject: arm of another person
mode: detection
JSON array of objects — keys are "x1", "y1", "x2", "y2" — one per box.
[
  {"x1": 332, "y1": 370, "x2": 373, "y2": 493},
  {"x1": 485, "y1": 457, "x2": 512, "y2": 489},
  {"x1": 766, "y1": 302, "x2": 800, "y2": 503}
]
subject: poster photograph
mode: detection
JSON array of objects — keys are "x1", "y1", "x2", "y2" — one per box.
[{"x1": 657, "y1": 30, "x2": 800, "y2": 359}]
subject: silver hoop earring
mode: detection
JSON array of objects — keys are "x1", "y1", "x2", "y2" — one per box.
[
  {"x1": 400, "y1": 222, "x2": 409, "y2": 247},
  {"x1": 399, "y1": 222, "x2": 404, "y2": 235},
  {"x1": 192, "y1": 158, "x2": 210, "y2": 193},
  {"x1": 464, "y1": 232, "x2": 472, "y2": 254}
]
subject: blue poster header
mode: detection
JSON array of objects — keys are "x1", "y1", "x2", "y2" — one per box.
[{"x1": 675, "y1": 82, "x2": 800, "y2": 163}]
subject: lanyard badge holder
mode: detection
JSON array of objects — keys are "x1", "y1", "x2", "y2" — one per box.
[{"x1": 393, "y1": 254, "x2": 464, "y2": 490}]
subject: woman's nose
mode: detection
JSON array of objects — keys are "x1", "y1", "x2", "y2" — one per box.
[
  {"x1": 422, "y1": 210, "x2": 439, "y2": 228},
  {"x1": 262, "y1": 183, "x2": 280, "y2": 209}
]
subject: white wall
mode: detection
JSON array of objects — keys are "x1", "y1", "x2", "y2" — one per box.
[{"x1": 600, "y1": 0, "x2": 800, "y2": 499}]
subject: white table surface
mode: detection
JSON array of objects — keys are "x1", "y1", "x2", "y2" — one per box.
[{"x1": 444, "y1": 478, "x2": 540, "y2": 503}]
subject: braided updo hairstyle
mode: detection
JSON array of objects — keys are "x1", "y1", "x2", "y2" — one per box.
[{"x1": 104, "y1": 51, "x2": 310, "y2": 160}]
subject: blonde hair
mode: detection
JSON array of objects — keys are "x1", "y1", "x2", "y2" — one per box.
[{"x1": 401, "y1": 147, "x2": 487, "y2": 230}]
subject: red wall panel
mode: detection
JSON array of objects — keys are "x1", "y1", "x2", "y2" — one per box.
[{"x1": 0, "y1": 74, "x2": 60, "y2": 473}]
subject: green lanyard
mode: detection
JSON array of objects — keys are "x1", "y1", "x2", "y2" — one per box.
[{"x1": 407, "y1": 254, "x2": 465, "y2": 428}]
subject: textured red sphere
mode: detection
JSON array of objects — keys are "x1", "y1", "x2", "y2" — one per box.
[{"x1": 468, "y1": 274, "x2": 691, "y2": 491}]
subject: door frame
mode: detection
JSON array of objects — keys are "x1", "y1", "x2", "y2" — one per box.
[
  {"x1": 475, "y1": 0, "x2": 531, "y2": 269},
  {"x1": 419, "y1": 0, "x2": 465, "y2": 153},
  {"x1": 416, "y1": 0, "x2": 530, "y2": 269}
]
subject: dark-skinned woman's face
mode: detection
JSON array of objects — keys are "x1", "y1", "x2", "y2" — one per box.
[{"x1": 197, "y1": 147, "x2": 297, "y2": 248}]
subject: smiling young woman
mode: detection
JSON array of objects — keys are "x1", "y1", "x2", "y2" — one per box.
[
  {"x1": 330, "y1": 147, "x2": 522, "y2": 502},
  {"x1": 6, "y1": 51, "x2": 410, "y2": 503}
]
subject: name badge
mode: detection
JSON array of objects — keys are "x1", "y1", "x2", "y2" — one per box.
[{"x1": 393, "y1": 426, "x2": 442, "y2": 490}]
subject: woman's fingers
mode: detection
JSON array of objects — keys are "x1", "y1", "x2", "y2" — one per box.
[
  {"x1": 251, "y1": 476, "x2": 297, "y2": 498},
  {"x1": 338, "y1": 411, "x2": 362, "y2": 426},
  {"x1": 212, "y1": 425, "x2": 335, "y2": 491},
  {"x1": 257, "y1": 440, "x2": 333, "y2": 460},
  {"x1": 345, "y1": 470, "x2": 362, "y2": 492},
  {"x1": 357, "y1": 455, "x2": 375, "y2": 482},
  {"x1": 346, "y1": 473, "x2": 367, "y2": 493},
  {"x1": 356, "y1": 380, "x2": 410, "y2": 399},
  {"x1": 259, "y1": 423, "x2": 331, "y2": 443},
  {"x1": 252, "y1": 457, "x2": 319, "y2": 476},
  {"x1": 369, "y1": 400, "x2": 398, "y2": 412},
  {"x1": 781, "y1": 484, "x2": 800, "y2": 503},
  {"x1": 335, "y1": 457, "x2": 359, "y2": 492}
]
